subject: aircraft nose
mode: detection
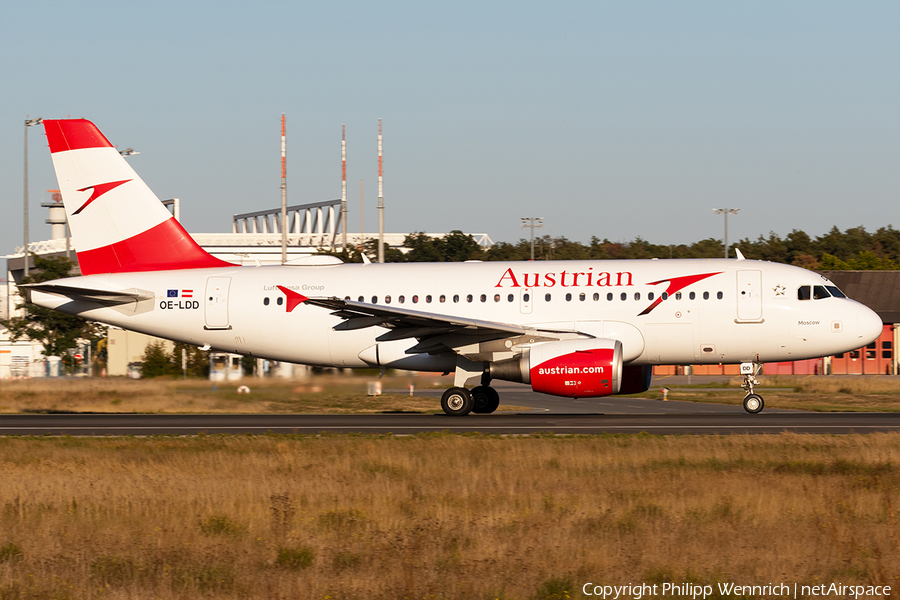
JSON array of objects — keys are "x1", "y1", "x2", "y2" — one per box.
[{"x1": 856, "y1": 305, "x2": 883, "y2": 346}]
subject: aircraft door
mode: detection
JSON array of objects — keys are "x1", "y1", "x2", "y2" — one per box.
[
  {"x1": 736, "y1": 270, "x2": 763, "y2": 322},
  {"x1": 204, "y1": 276, "x2": 232, "y2": 330},
  {"x1": 520, "y1": 288, "x2": 533, "y2": 314}
]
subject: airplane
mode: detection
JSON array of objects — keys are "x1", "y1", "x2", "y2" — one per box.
[{"x1": 24, "y1": 119, "x2": 883, "y2": 415}]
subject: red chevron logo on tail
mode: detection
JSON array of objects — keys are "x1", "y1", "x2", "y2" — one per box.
[{"x1": 72, "y1": 179, "x2": 132, "y2": 215}]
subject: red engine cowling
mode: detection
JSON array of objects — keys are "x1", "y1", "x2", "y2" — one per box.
[{"x1": 490, "y1": 339, "x2": 623, "y2": 398}]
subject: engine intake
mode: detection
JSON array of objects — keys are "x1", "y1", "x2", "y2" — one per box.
[{"x1": 489, "y1": 338, "x2": 623, "y2": 398}]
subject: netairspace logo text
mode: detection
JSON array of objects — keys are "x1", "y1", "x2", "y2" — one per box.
[{"x1": 581, "y1": 582, "x2": 892, "y2": 599}]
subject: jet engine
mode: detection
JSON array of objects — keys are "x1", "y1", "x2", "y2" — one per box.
[
  {"x1": 619, "y1": 364, "x2": 652, "y2": 395},
  {"x1": 488, "y1": 338, "x2": 623, "y2": 398}
]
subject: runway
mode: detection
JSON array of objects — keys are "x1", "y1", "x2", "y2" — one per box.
[
  {"x1": 2, "y1": 412, "x2": 900, "y2": 435},
  {"x1": 2, "y1": 380, "x2": 897, "y2": 436}
]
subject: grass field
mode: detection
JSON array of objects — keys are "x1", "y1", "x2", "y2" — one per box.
[
  {"x1": 2, "y1": 374, "x2": 900, "y2": 415},
  {"x1": 639, "y1": 376, "x2": 900, "y2": 412},
  {"x1": 1, "y1": 434, "x2": 899, "y2": 599},
  {"x1": 0, "y1": 375, "x2": 472, "y2": 415}
]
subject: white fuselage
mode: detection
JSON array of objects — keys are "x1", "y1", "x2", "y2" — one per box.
[{"x1": 32, "y1": 258, "x2": 883, "y2": 370}]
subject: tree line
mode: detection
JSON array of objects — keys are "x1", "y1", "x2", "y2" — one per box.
[{"x1": 330, "y1": 225, "x2": 900, "y2": 269}]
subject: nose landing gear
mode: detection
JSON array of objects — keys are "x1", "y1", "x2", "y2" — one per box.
[{"x1": 740, "y1": 362, "x2": 764, "y2": 414}]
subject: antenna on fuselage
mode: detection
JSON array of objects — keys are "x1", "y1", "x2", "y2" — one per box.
[{"x1": 734, "y1": 248, "x2": 745, "y2": 260}]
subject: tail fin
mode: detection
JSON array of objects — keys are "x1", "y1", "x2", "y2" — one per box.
[{"x1": 43, "y1": 119, "x2": 231, "y2": 275}]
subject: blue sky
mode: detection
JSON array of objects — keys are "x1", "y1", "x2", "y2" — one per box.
[{"x1": 1, "y1": 1, "x2": 897, "y2": 254}]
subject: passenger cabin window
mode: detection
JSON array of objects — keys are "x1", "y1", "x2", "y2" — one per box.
[
  {"x1": 545, "y1": 293, "x2": 552, "y2": 302},
  {"x1": 648, "y1": 292, "x2": 655, "y2": 301},
  {"x1": 371, "y1": 296, "x2": 378, "y2": 304},
  {"x1": 494, "y1": 294, "x2": 501, "y2": 302},
  {"x1": 385, "y1": 295, "x2": 392, "y2": 304},
  {"x1": 675, "y1": 292, "x2": 682, "y2": 300},
  {"x1": 508, "y1": 294, "x2": 514, "y2": 302},
  {"x1": 689, "y1": 292, "x2": 696, "y2": 300},
  {"x1": 523, "y1": 293, "x2": 530, "y2": 302},
  {"x1": 426, "y1": 295, "x2": 432, "y2": 303},
  {"x1": 703, "y1": 292, "x2": 709, "y2": 300},
  {"x1": 717, "y1": 291, "x2": 723, "y2": 300},
  {"x1": 277, "y1": 297, "x2": 284, "y2": 306},
  {"x1": 264, "y1": 297, "x2": 270, "y2": 306},
  {"x1": 593, "y1": 293, "x2": 600, "y2": 301},
  {"x1": 607, "y1": 293, "x2": 613, "y2": 301},
  {"x1": 358, "y1": 296, "x2": 364, "y2": 302},
  {"x1": 566, "y1": 293, "x2": 572, "y2": 302},
  {"x1": 620, "y1": 292, "x2": 627, "y2": 301},
  {"x1": 662, "y1": 292, "x2": 668, "y2": 300},
  {"x1": 466, "y1": 294, "x2": 473, "y2": 303},
  {"x1": 412, "y1": 295, "x2": 418, "y2": 304},
  {"x1": 453, "y1": 295, "x2": 460, "y2": 303},
  {"x1": 480, "y1": 294, "x2": 487, "y2": 303},
  {"x1": 439, "y1": 295, "x2": 446, "y2": 303},
  {"x1": 634, "y1": 293, "x2": 641, "y2": 301},
  {"x1": 398, "y1": 295, "x2": 405, "y2": 304},
  {"x1": 579, "y1": 293, "x2": 586, "y2": 301}
]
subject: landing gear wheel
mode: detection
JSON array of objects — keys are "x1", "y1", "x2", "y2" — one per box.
[
  {"x1": 471, "y1": 386, "x2": 501, "y2": 414},
  {"x1": 743, "y1": 393, "x2": 764, "y2": 414},
  {"x1": 441, "y1": 387, "x2": 474, "y2": 416}
]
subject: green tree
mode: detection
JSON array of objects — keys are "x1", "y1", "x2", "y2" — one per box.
[
  {"x1": 485, "y1": 240, "x2": 530, "y2": 261},
  {"x1": 140, "y1": 341, "x2": 175, "y2": 378},
  {"x1": 1, "y1": 256, "x2": 105, "y2": 373},
  {"x1": 173, "y1": 342, "x2": 210, "y2": 377},
  {"x1": 440, "y1": 230, "x2": 485, "y2": 262}
]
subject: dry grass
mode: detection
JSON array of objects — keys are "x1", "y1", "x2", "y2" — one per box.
[
  {"x1": 1, "y1": 434, "x2": 900, "y2": 599},
  {"x1": 643, "y1": 376, "x2": 900, "y2": 412},
  {"x1": 3, "y1": 375, "x2": 899, "y2": 415},
  {"x1": 0, "y1": 376, "x2": 526, "y2": 415},
  {"x1": 757, "y1": 376, "x2": 900, "y2": 396}
]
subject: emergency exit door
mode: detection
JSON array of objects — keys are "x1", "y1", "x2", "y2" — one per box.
[
  {"x1": 204, "y1": 277, "x2": 232, "y2": 330},
  {"x1": 736, "y1": 270, "x2": 762, "y2": 322}
]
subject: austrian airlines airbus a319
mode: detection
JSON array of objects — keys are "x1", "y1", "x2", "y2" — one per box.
[{"x1": 26, "y1": 119, "x2": 883, "y2": 415}]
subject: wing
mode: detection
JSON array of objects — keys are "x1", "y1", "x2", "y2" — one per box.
[{"x1": 303, "y1": 296, "x2": 588, "y2": 356}]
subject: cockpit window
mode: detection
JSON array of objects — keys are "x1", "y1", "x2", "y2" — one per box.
[
  {"x1": 798, "y1": 286, "x2": 811, "y2": 300},
  {"x1": 813, "y1": 285, "x2": 830, "y2": 299},
  {"x1": 825, "y1": 285, "x2": 847, "y2": 298}
]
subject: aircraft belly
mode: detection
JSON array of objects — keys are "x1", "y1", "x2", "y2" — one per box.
[{"x1": 642, "y1": 323, "x2": 695, "y2": 364}]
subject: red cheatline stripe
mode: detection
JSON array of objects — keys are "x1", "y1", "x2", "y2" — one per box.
[
  {"x1": 638, "y1": 271, "x2": 723, "y2": 316},
  {"x1": 44, "y1": 119, "x2": 114, "y2": 153},
  {"x1": 75, "y1": 217, "x2": 233, "y2": 275},
  {"x1": 276, "y1": 286, "x2": 309, "y2": 313}
]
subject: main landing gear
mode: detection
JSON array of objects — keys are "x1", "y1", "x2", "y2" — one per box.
[
  {"x1": 440, "y1": 385, "x2": 501, "y2": 416},
  {"x1": 740, "y1": 362, "x2": 764, "y2": 414}
]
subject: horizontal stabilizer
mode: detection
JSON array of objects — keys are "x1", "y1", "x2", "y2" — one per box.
[{"x1": 23, "y1": 282, "x2": 154, "y2": 306}]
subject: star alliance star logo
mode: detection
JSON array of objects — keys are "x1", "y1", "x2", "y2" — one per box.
[{"x1": 773, "y1": 284, "x2": 786, "y2": 296}]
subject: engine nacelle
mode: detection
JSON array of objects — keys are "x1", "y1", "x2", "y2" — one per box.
[
  {"x1": 489, "y1": 338, "x2": 623, "y2": 398},
  {"x1": 619, "y1": 364, "x2": 652, "y2": 395}
]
